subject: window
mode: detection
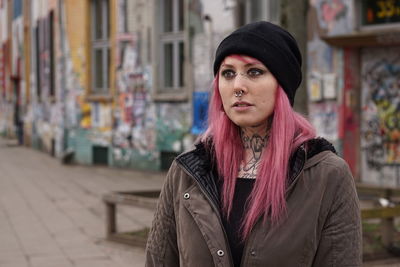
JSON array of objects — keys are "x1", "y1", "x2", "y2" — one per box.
[
  {"x1": 157, "y1": 0, "x2": 186, "y2": 95},
  {"x1": 91, "y1": 0, "x2": 110, "y2": 94},
  {"x1": 245, "y1": 0, "x2": 280, "y2": 24}
]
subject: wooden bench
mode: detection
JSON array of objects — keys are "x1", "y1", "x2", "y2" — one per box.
[
  {"x1": 103, "y1": 184, "x2": 400, "y2": 249},
  {"x1": 102, "y1": 190, "x2": 160, "y2": 247},
  {"x1": 357, "y1": 183, "x2": 400, "y2": 247}
]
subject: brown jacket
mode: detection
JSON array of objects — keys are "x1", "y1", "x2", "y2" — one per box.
[{"x1": 146, "y1": 140, "x2": 362, "y2": 267}]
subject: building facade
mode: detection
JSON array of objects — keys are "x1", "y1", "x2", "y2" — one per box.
[{"x1": 0, "y1": 0, "x2": 285, "y2": 171}]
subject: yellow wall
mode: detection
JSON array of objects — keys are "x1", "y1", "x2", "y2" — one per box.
[{"x1": 64, "y1": 0, "x2": 90, "y2": 93}]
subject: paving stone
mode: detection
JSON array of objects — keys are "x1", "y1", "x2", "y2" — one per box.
[
  {"x1": 73, "y1": 258, "x2": 117, "y2": 267},
  {"x1": 0, "y1": 259, "x2": 29, "y2": 267},
  {"x1": 28, "y1": 254, "x2": 72, "y2": 267},
  {"x1": 0, "y1": 250, "x2": 25, "y2": 264},
  {"x1": 63, "y1": 243, "x2": 111, "y2": 261}
]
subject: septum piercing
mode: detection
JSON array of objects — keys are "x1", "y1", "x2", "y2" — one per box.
[{"x1": 235, "y1": 90, "x2": 244, "y2": 97}]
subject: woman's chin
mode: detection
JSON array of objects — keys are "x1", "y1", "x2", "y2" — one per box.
[{"x1": 232, "y1": 120, "x2": 268, "y2": 129}]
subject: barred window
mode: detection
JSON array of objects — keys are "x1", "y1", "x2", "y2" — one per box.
[{"x1": 91, "y1": 0, "x2": 110, "y2": 94}]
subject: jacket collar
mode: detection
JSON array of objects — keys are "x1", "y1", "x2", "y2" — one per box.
[
  {"x1": 176, "y1": 142, "x2": 221, "y2": 207},
  {"x1": 176, "y1": 137, "x2": 336, "y2": 208}
]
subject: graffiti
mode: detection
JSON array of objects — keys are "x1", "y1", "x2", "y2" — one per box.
[
  {"x1": 119, "y1": 93, "x2": 133, "y2": 123},
  {"x1": 156, "y1": 103, "x2": 190, "y2": 152},
  {"x1": 192, "y1": 91, "x2": 209, "y2": 135},
  {"x1": 310, "y1": 102, "x2": 338, "y2": 141},
  {"x1": 308, "y1": 0, "x2": 352, "y2": 42},
  {"x1": 361, "y1": 47, "x2": 400, "y2": 169},
  {"x1": 87, "y1": 129, "x2": 112, "y2": 146},
  {"x1": 320, "y1": 0, "x2": 347, "y2": 27}
]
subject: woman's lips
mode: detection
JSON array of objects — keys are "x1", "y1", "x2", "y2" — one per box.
[{"x1": 232, "y1": 101, "x2": 253, "y2": 111}]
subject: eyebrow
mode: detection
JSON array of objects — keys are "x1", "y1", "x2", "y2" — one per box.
[{"x1": 220, "y1": 62, "x2": 263, "y2": 68}]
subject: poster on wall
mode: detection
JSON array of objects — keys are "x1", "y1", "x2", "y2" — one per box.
[
  {"x1": 323, "y1": 73, "x2": 337, "y2": 99},
  {"x1": 191, "y1": 91, "x2": 209, "y2": 135},
  {"x1": 308, "y1": 72, "x2": 323, "y2": 102},
  {"x1": 310, "y1": 102, "x2": 338, "y2": 142}
]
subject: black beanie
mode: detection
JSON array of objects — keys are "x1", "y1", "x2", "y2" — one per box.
[{"x1": 213, "y1": 21, "x2": 302, "y2": 106}]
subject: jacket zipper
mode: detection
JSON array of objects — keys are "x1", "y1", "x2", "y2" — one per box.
[{"x1": 178, "y1": 162, "x2": 235, "y2": 267}]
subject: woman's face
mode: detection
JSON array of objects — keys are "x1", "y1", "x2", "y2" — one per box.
[{"x1": 218, "y1": 55, "x2": 278, "y2": 128}]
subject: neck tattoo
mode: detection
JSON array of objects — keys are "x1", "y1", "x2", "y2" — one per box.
[{"x1": 239, "y1": 129, "x2": 269, "y2": 179}]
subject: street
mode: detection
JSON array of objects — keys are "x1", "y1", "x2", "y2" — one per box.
[{"x1": 0, "y1": 138, "x2": 164, "y2": 267}]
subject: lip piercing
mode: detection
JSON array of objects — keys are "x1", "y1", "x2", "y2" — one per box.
[{"x1": 235, "y1": 90, "x2": 244, "y2": 97}]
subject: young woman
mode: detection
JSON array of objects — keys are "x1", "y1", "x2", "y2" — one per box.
[{"x1": 146, "y1": 21, "x2": 362, "y2": 267}]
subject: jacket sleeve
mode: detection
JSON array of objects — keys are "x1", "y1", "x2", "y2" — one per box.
[
  {"x1": 313, "y1": 162, "x2": 362, "y2": 267},
  {"x1": 145, "y1": 162, "x2": 180, "y2": 267}
]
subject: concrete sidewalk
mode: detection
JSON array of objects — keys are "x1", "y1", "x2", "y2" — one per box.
[{"x1": 0, "y1": 138, "x2": 165, "y2": 267}]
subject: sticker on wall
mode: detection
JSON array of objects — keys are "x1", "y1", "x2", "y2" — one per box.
[
  {"x1": 308, "y1": 72, "x2": 323, "y2": 102},
  {"x1": 323, "y1": 73, "x2": 337, "y2": 99}
]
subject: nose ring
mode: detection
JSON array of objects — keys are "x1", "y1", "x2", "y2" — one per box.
[{"x1": 235, "y1": 90, "x2": 244, "y2": 97}]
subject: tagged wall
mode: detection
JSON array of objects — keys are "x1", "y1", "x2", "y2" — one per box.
[{"x1": 361, "y1": 47, "x2": 400, "y2": 186}]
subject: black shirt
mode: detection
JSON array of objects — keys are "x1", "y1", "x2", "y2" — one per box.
[{"x1": 221, "y1": 178, "x2": 255, "y2": 267}]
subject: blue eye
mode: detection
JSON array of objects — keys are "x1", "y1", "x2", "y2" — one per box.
[
  {"x1": 247, "y1": 68, "x2": 264, "y2": 77},
  {"x1": 221, "y1": 69, "x2": 236, "y2": 79}
]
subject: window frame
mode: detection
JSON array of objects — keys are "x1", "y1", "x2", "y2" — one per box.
[
  {"x1": 245, "y1": 0, "x2": 280, "y2": 25},
  {"x1": 153, "y1": 0, "x2": 189, "y2": 101},
  {"x1": 90, "y1": 0, "x2": 111, "y2": 96}
]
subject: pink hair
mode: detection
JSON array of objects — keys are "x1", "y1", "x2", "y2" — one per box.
[{"x1": 202, "y1": 55, "x2": 316, "y2": 239}]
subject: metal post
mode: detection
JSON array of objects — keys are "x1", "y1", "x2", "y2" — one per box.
[
  {"x1": 106, "y1": 202, "x2": 117, "y2": 238},
  {"x1": 381, "y1": 217, "x2": 395, "y2": 247}
]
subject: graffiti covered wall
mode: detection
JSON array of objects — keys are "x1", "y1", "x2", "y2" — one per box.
[{"x1": 361, "y1": 47, "x2": 400, "y2": 186}]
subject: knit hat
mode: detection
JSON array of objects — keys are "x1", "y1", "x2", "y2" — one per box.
[{"x1": 213, "y1": 21, "x2": 302, "y2": 106}]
